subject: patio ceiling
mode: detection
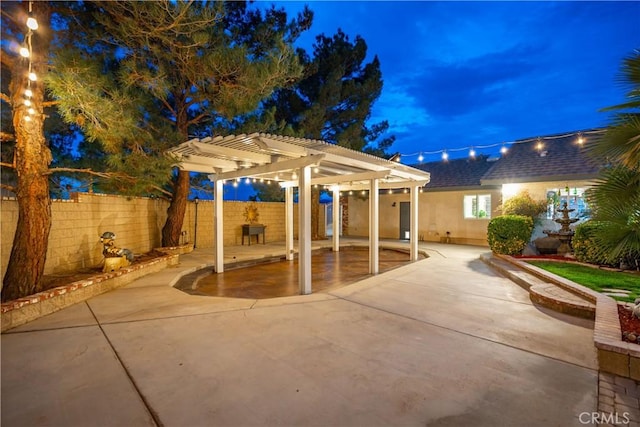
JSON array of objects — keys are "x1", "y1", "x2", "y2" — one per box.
[{"x1": 168, "y1": 133, "x2": 430, "y2": 190}]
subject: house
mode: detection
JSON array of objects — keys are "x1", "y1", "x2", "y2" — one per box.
[{"x1": 345, "y1": 129, "x2": 606, "y2": 246}]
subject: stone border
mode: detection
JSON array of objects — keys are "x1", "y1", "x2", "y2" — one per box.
[
  {"x1": 1, "y1": 253, "x2": 179, "y2": 332},
  {"x1": 493, "y1": 253, "x2": 640, "y2": 417}
]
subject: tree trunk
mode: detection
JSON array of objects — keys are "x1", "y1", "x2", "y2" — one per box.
[
  {"x1": 2, "y1": 3, "x2": 52, "y2": 302},
  {"x1": 161, "y1": 169, "x2": 190, "y2": 247}
]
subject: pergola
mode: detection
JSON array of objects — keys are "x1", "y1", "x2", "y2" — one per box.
[{"x1": 168, "y1": 133, "x2": 431, "y2": 295}]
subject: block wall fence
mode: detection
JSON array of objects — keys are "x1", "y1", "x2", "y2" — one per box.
[{"x1": 1, "y1": 193, "x2": 314, "y2": 278}]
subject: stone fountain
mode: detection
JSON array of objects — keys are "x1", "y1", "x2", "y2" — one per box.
[{"x1": 543, "y1": 202, "x2": 579, "y2": 255}]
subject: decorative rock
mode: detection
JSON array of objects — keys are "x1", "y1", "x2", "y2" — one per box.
[
  {"x1": 629, "y1": 333, "x2": 637, "y2": 342},
  {"x1": 633, "y1": 304, "x2": 640, "y2": 320},
  {"x1": 635, "y1": 297, "x2": 640, "y2": 305}
]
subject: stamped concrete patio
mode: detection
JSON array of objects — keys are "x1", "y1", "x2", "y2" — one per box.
[{"x1": 1, "y1": 241, "x2": 597, "y2": 426}]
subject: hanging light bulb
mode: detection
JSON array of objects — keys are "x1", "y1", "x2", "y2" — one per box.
[
  {"x1": 24, "y1": 88, "x2": 33, "y2": 97},
  {"x1": 28, "y1": 72, "x2": 37, "y2": 81},
  {"x1": 417, "y1": 153, "x2": 424, "y2": 162},
  {"x1": 403, "y1": 188, "x2": 408, "y2": 194},
  {"x1": 291, "y1": 171, "x2": 298, "y2": 180},
  {"x1": 577, "y1": 134, "x2": 584, "y2": 145},
  {"x1": 535, "y1": 138, "x2": 543, "y2": 151},
  {"x1": 24, "y1": 99, "x2": 32, "y2": 107},
  {"x1": 469, "y1": 148, "x2": 476, "y2": 158},
  {"x1": 313, "y1": 167, "x2": 319, "y2": 174},
  {"x1": 441, "y1": 151, "x2": 449, "y2": 161},
  {"x1": 24, "y1": 115, "x2": 32, "y2": 122},
  {"x1": 26, "y1": 16, "x2": 38, "y2": 30},
  {"x1": 500, "y1": 145, "x2": 508, "y2": 155},
  {"x1": 28, "y1": 108, "x2": 35, "y2": 115},
  {"x1": 387, "y1": 189, "x2": 393, "y2": 194},
  {"x1": 244, "y1": 177, "x2": 250, "y2": 184},
  {"x1": 19, "y1": 47, "x2": 30, "y2": 58}
]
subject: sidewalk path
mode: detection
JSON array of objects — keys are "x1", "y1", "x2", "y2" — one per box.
[{"x1": 1, "y1": 242, "x2": 597, "y2": 426}]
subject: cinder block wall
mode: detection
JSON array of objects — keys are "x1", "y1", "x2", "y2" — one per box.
[{"x1": 1, "y1": 194, "x2": 312, "y2": 278}]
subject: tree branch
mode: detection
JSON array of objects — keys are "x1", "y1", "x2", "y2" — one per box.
[
  {"x1": 1, "y1": 132, "x2": 15, "y2": 142},
  {"x1": 0, "y1": 183, "x2": 16, "y2": 194},
  {"x1": 0, "y1": 92, "x2": 10, "y2": 104},
  {"x1": 0, "y1": 161, "x2": 15, "y2": 169}
]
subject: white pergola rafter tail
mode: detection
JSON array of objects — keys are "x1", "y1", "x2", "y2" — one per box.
[
  {"x1": 189, "y1": 142, "x2": 271, "y2": 165},
  {"x1": 208, "y1": 154, "x2": 326, "y2": 182},
  {"x1": 177, "y1": 154, "x2": 238, "y2": 173}
]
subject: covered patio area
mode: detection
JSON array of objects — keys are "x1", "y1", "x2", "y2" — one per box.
[{"x1": 168, "y1": 133, "x2": 431, "y2": 295}]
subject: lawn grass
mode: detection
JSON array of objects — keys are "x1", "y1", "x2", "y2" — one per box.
[{"x1": 527, "y1": 261, "x2": 640, "y2": 302}]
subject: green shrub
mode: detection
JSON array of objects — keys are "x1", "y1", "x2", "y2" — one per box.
[
  {"x1": 501, "y1": 191, "x2": 547, "y2": 225},
  {"x1": 487, "y1": 215, "x2": 534, "y2": 255},
  {"x1": 573, "y1": 221, "x2": 609, "y2": 265}
]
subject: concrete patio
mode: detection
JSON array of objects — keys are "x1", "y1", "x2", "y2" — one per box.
[{"x1": 1, "y1": 241, "x2": 597, "y2": 426}]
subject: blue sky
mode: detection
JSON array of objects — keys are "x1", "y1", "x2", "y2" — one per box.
[{"x1": 270, "y1": 1, "x2": 640, "y2": 163}]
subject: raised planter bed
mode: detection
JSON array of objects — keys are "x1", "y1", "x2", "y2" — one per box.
[{"x1": 1, "y1": 252, "x2": 179, "y2": 332}]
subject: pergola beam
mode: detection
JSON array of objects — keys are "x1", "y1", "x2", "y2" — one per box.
[
  {"x1": 209, "y1": 154, "x2": 326, "y2": 182},
  {"x1": 189, "y1": 142, "x2": 271, "y2": 165},
  {"x1": 338, "y1": 180, "x2": 429, "y2": 191}
]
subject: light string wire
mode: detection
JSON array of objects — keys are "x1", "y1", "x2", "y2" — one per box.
[
  {"x1": 399, "y1": 129, "x2": 603, "y2": 162},
  {"x1": 22, "y1": 1, "x2": 37, "y2": 122}
]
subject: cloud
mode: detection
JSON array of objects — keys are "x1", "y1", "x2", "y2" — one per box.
[{"x1": 404, "y1": 44, "x2": 543, "y2": 118}]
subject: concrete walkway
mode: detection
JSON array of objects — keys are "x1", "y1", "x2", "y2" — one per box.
[{"x1": 1, "y1": 242, "x2": 597, "y2": 426}]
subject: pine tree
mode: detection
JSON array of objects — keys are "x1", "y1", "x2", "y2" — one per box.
[{"x1": 54, "y1": 1, "x2": 312, "y2": 247}]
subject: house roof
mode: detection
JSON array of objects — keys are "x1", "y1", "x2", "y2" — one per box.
[
  {"x1": 480, "y1": 129, "x2": 606, "y2": 185},
  {"x1": 413, "y1": 155, "x2": 498, "y2": 190}
]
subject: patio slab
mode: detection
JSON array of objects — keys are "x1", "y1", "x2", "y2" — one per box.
[{"x1": 1, "y1": 241, "x2": 598, "y2": 426}]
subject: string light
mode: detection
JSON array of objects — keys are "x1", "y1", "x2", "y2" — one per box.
[
  {"x1": 19, "y1": 2, "x2": 39, "y2": 123},
  {"x1": 535, "y1": 138, "x2": 543, "y2": 151},
  {"x1": 26, "y1": 16, "x2": 38, "y2": 31},
  {"x1": 391, "y1": 129, "x2": 601, "y2": 164},
  {"x1": 441, "y1": 151, "x2": 449, "y2": 161}
]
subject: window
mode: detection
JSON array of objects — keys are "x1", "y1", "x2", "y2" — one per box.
[
  {"x1": 546, "y1": 188, "x2": 590, "y2": 219},
  {"x1": 464, "y1": 194, "x2": 491, "y2": 219}
]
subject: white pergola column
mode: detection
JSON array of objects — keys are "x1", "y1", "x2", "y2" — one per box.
[
  {"x1": 298, "y1": 166, "x2": 312, "y2": 294},
  {"x1": 410, "y1": 184, "x2": 420, "y2": 261},
  {"x1": 214, "y1": 179, "x2": 224, "y2": 273},
  {"x1": 332, "y1": 186, "x2": 340, "y2": 252},
  {"x1": 369, "y1": 178, "x2": 379, "y2": 274},
  {"x1": 285, "y1": 186, "x2": 294, "y2": 261}
]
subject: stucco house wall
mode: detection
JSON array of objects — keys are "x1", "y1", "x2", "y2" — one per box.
[{"x1": 346, "y1": 188, "x2": 501, "y2": 246}]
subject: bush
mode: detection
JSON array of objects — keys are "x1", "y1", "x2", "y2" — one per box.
[
  {"x1": 487, "y1": 215, "x2": 534, "y2": 255},
  {"x1": 501, "y1": 191, "x2": 547, "y2": 225},
  {"x1": 573, "y1": 221, "x2": 610, "y2": 265}
]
